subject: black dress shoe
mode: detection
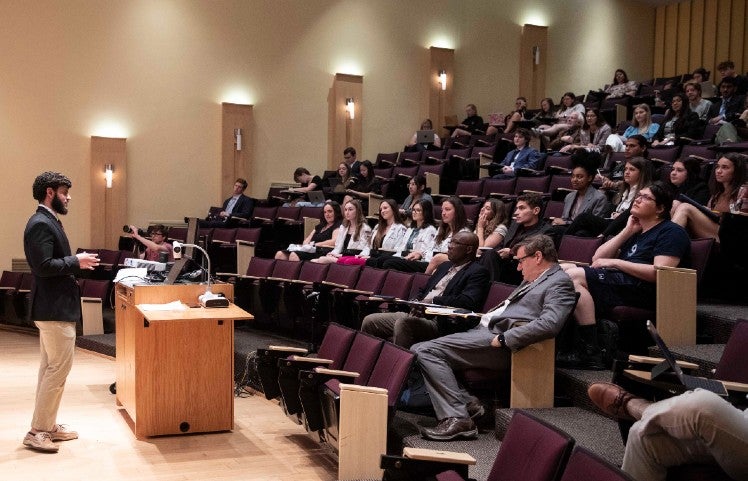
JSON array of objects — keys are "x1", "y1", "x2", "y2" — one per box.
[{"x1": 421, "y1": 417, "x2": 477, "y2": 441}]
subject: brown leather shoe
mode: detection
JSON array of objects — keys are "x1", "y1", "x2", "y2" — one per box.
[
  {"x1": 588, "y1": 382, "x2": 637, "y2": 421},
  {"x1": 421, "y1": 417, "x2": 477, "y2": 441}
]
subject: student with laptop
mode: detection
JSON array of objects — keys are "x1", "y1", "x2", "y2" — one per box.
[
  {"x1": 406, "y1": 119, "x2": 441, "y2": 152},
  {"x1": 588, "y1": 380, "x2": 747, "y2": 481},
  {"x1": 283, "y1": 167, "x2": 325, "y2": 206}
]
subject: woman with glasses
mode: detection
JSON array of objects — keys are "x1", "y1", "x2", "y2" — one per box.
[
  {"x1": 128, "y1": 224, "x2": 173, "y2": 262},
  {"x1": 382, "y1": 199, "x2": 437, "y2": 271},
  {"x1": 561, "y1": 181, "x2": 690, "y2": 368},
  {"x1": 560, "y1": 109, "x2": 612, "y2": 153}
]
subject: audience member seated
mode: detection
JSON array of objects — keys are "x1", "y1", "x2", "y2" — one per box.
[
  {"x1": 478, "y1": 192, "x2": 551, "y2": 284},
  {"x1": 413, "y1": 234, "x2": 577, "y2": 441},
  {"x1": 546, "y1": 111, "x2": 585, "y2": 151},
  {"x1": 361, "y1": 231, "x2": 489, "y2": 349},
  {"x1": 407, "y1": 118, "x2": 442, "y2": 151},
  {"x1": 342, "y1": 146, "x2": 361, "y2": 176},
  {"x1": 668, "y1": 157, "x2": 710, "y2": 207},
  {"x1": 597, "y1": 134, "x2": 648, "y2": 186},
  {"x1": 283, "y1": 167, "x2": 324, "y2": 206},
  {"x1": 382, "y1": 199, "x2": 437, "y2": 269},
  {"x1": 450, "y1": 103, "x2": 485, "y2": 138},
  {"x1": 652, "y1": 92, "x2": 703, "y2": 146},
  {"x1": 560, "y1": 108, "x2": 612, "y2": 153},
  {"x1": 691, "y1": 66, "x2": 716, "y2": 97},
  {"x1": 671, "y1": 153, "x2": 747, "y2": 241},
  {"x1": 568, "y1": 155, "x2": 653, "y2": 238},
  {"x1": 346, "y1": 160, "x2": 381, "y2": 199},
  {"x1": 385, "y1": 197, "x2": 468, "y2": 273},
  {"x1": 128, "y1": 224, "x2": 173, "y2": 262},
  {"x1": 561, "y1": 182, "x2": 690, "y2": 368},
  {"x1": 329, "y1": 162, "x2": 356, "y2": 196},
  {"x1": 312, "y1": 199, "x2": 372, "y2": 264},
  {"x1": 199, "y1": 177, "x2": 255, "y2": 227},
  {"x1": 604, "y1": 69, "x2": 639, "y2": 98},
  {"x1": 426, "y1": 199, "x2": 509, "y2": 273},
  {"x1": 709, "y1": 76, "x2": 747, "y2": 144},
  {"x1": 275, "y1": 200, "x2": 342, "y2": 262},
  {"x1": 684, "y1": 80, "x2": 713, "y2": 121},
  {"x1": 490, "y1": 128, "x2": 542, "y2": 178},
  {"x1": 529, "y1": 97, "x2": 556, "y2": 126},
  {"x1": 548, "y1": 151, "x2": 613, "y2": 243},
  {"x1": 606, "y1": 104, "x2": 661, "y2": 151},
  {"x1": 486, "y1": 97, "x2": 527, "y2": 136},
  {"x1": 588, "y1": 382, "x2": 748, "y2": 481},
  {"x1": 535, "y1": 92, "x2": 586, "y2": 139},
  {"x1": 400, "y1": 175, "x2": 434, "y2": 217},
  {"x1": 353, "y1": 199, "x2": 407, "y2": 266},
  {"x1": 716, "y1": 60, "x2": 748, "y2": 96}
]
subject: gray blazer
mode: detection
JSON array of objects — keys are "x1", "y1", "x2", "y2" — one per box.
[
  {"x1": 562, "y1": 187, "x2": 612, "y2": 222},
  {"x1": 486, "y1": 264, "x2": 576, "y2": 351}
]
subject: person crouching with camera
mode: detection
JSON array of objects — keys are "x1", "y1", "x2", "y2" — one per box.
[{"x1": 128, "y1": 224, "x2": 173, "y2": 262}]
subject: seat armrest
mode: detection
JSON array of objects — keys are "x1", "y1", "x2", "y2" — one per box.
[
  {"x1": 341, "y1": 288, "x2": 375, "y2": 296},
  {"x1": 627, "y1": 354, "x2": 699, "y2": 370},
  {"x1": 267, "y1": 345, "x2": 308, "y2": 354},
  {"x1": 235, "y1": 239, "x2": 256, "y2": 246},
  {"x1": 314, "y1": 367, "x2": 360, "y2": 378}
]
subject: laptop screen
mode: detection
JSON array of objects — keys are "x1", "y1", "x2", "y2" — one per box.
[
  {"x1": 416, "y1": 130, "x2": 435, "y2": 144},
  {"x1": 646, "y1": 321, "x2": 687, "y2": 382}
]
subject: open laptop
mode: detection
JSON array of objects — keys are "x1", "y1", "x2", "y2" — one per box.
[
  {"x1": 163, "y1": 258, "x2": 190, "y2": 285},
  {"x1": 306, "y1": 190, "x2": 326, "y2": 204},
  {"x1": 416, "y1": 130, "x2": 435, "y2": 144},
  {"x1": 646, "y1": 321, "x2": 728, "y2": 396}
]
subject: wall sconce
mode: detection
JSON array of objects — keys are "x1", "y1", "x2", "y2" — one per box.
[
  {"x1": 439, "y1": 69, "x2": 447, "y2": 91},
  {"x1": 234, "y1": 128, "x2": 242, "y2": 151},
  {"x1": 345, "y1": 98, "x2": 355, "y2": 120},
  {"x1": 104, "y1": 164, "x2": 114, "y2": 189},
  {"x1": 533, "y1": 46, "x2": 540, "y2": 65}
]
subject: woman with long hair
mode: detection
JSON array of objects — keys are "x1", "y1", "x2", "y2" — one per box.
[
  {"x1": 345, "y1": 199, "x2": 407, "y2": 267},
  {"x1": 424, "y1": 196, "x2": 470, "y2": 274},
  {"x1": 668, "y1": 157, "x2": 709, "y2": 206},
  {"x1": 275, "y1": 200, "x2": 343, "y2": 261},
  {"x1": 312, "y1": 199, "x2": 372, "y2": 264},
  {"x1": 604, "y1": 69, "x2": 639, "y2": 98},
  {"x1": 652, "y1": 92, "x2": 703, "y2": 146},
  {"x1": 487, "y1": 97, "x2": 528, "y2": 136},
  {"x1": 607, "y1": 104, "x2": 661, "y2": 151},
  {"x1": 383, "y1": 199, "x2": 437, "y2": 270},
  {"x1": 671, "y1": 153, "x2": 747, "y2": 241},
  {"x1": 536, "y1": 92, "x2": 586, "y2": 139},
  {"x1": 400, "y1": 174, "x2": 434, "y2": 217}
]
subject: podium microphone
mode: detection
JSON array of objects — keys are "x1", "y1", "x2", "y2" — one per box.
[{"x1": 172, "y1": 241, "x2": 229, "y2": 308}]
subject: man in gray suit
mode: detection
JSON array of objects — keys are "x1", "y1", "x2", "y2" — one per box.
[
  {"x1": 413, "y1": 235, "x2": 576, "y2": 441},
  {"x1": 22, "y1": 172, "x2": 99, "y2": 453}
]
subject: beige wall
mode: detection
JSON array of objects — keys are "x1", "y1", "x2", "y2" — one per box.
[{"x1": 0, "y1": 0, "x2": 654, "y2": 271}]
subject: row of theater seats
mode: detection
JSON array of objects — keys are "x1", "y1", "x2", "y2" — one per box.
[{"x1": 0, "y1": 270, "x2": 111, "y2": 335}]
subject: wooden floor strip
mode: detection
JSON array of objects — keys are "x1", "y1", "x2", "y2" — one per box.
[{"x1": 0, "y1": 328, "x2": 337, "y2": 481}]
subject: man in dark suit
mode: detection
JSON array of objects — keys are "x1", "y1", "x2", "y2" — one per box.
[
  {"x1": 361, "y1": 231, "x2": 489, "y2": 348},
  {"x1": 490, "y1": 128, "x2": 542, "y2": 178},
  {"x1": 22, "y1": 172, "x2": 99, "y2": 453},
  {"x1": 413, "y1": 235, "x2": 576, "y2": 441},
  {"x1": 200, "y1": 177, "x2": 254, "y2": 227},
  {"x1": 708, "y1": 76, "x2": 746, "y2": 125}
]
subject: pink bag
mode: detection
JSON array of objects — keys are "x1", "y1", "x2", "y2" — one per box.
[{"x1": 336, "y1": 256, "x2": 366, "y2": 266}]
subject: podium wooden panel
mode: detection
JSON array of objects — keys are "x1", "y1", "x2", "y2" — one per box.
[{"x1": 114, "y1": 282, "x2": 252, "y2": 438}]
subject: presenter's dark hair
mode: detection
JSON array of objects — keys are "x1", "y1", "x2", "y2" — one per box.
[{"x1": 33, "y1": 171, "x2": 72, "y2": 202}]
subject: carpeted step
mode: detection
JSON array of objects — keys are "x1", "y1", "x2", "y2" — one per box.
[
  {"x1": 697, "y1": 303, "x2": 746, "y2": 343},
  {"x1": 495, "y1": 407, "x2": 625, "y2": 466},
  {"x1": 555, "y1": 368, "x2": 616, "y2": 413},
  {"x1": 76, "y1": 333, "x2": 116, "y2": 357}
]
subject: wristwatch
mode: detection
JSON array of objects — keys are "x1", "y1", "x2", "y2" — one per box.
[{"x1": 498, "y1": 333, "x2": 506, "y2": 348}]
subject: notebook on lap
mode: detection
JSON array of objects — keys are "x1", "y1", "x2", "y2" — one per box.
[{"x1": 646, "y1": 321, "x2": 728, "y2": 396}]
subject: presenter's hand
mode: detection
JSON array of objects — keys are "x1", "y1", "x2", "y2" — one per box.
[{"x1": 77, "y1": 252, "x2": 100, "y2": 270}]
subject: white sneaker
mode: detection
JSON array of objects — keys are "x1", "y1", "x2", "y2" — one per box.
[
  {"x1": 49, "y1": 424, "x2": 78, "y2": 441},
  {"x1": 23, "y1": 431, "x2": 59, "y2": 453}
]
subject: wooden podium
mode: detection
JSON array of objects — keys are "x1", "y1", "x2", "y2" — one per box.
[{"x1": 114, "y1": 282, "x2": 253, "y2": 438}]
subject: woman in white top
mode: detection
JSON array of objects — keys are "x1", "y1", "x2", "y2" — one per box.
[
  {"x1": 536, "y1": 92, "x2": 586, "y2": 139},
  {"x1": 426, "y1": 198, "x2": 509, "y2": 273},
  {"x1": 312, "y1": 199, "x2": 372, "y2": 264},
  {"x1": 357, "y1": 199, "x2": 408, "y2": 266},
  {"x1": 381, "y1": 199, "x2": 437, "y2": 270}
]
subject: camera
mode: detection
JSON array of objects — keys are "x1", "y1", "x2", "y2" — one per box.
[
  {"x1": 172, "y1": 241, "x2": 183, "y2": 259},
  {"x1": 123, "y1": 225, "x2": 147, "y2": 237}
]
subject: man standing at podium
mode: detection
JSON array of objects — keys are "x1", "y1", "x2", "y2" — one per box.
[{"x1": 22, "y1": 171, "x2": 100, "y2": 453}]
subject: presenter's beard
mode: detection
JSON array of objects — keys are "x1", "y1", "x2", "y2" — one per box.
[{"x1": 51, "y1": 195, "x2": 68, "y2": 215}]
